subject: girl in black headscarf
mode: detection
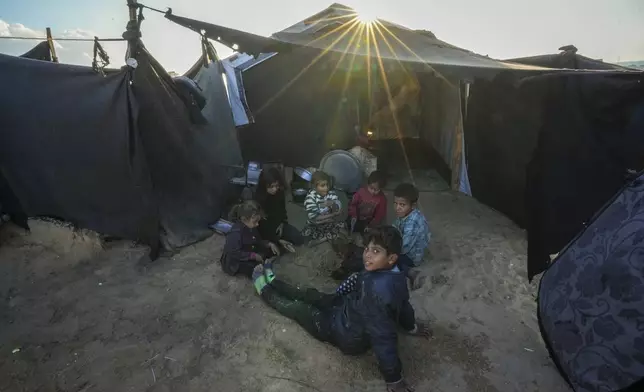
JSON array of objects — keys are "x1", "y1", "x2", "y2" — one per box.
[{"x1": 255, "y1": 168, "x2": 304, "y2": 252}]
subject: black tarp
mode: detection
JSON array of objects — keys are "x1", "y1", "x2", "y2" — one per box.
[
  {"x1": 0, "y1": 44, "x2": 228, "y2": 250},
  {"x1": 466, "y1": 66, "x2": 644, "y2": 279},
  {"x1": 20, "y1": 41, "x2": 52, "y2": 61},
  {"x1": 525, "y1": 72, "x2": 644, "y2": 278},
  {"x1": 465, "y1": 72, "x2": 545, "y2": 225}
]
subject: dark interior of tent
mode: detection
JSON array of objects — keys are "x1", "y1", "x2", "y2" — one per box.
[{"x1": 238, "y1": 47, "x2": 463, "y2": 191}]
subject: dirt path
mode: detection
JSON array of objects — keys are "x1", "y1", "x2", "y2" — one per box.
[{"x1": 0, "y1": 192, "x2": 569, "y2": 392}]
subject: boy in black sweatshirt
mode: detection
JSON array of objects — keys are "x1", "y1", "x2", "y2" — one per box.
[{"x1": 252, "y1": 226, "x2": 430, "y2": 391}]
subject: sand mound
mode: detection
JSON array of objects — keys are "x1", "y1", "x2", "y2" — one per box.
[{"x1": 0, "y1": 218, "x2": 103, "y2": 278}]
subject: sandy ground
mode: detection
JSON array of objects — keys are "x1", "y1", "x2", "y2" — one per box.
[{"x1": 0, "y1": 191, "x2": 569, "y2": 392}]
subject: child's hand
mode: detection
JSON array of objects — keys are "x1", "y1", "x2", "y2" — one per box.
[
  {"x1": 268, "y1": 242, "x2": 281, "y2": 256},
  {"x1": 253, "y1": 253, "x2": 264, "y2": 262},
  {"x1": 279, "y1": 240, "x2": 295, "y2": 253}
]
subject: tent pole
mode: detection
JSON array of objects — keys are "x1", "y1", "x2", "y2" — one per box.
[
  {"x1": 46, "y1": 27, "x2": 59, "y2": 63},
  {"x1": 123, "y1": 0, "x2": 142, "y2": 59},
  {"x1": 127, "y1": 0, "x2": 138, "y2": 23}
]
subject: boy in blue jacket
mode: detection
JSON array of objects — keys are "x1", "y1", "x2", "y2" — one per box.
[{"x1": 252, "y1": 226, "x2": 431, "y2": 391}]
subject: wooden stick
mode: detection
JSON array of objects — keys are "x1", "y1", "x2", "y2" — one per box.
[
  {"x1": 265, "y1": 375, "x2": 322, "y2": 392},
  {"x1": 46, "y1": 27, "x2": 58, "y2": 63}
]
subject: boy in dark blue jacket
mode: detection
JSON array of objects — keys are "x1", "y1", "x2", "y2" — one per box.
[{"x1": 252, "y1": 226, "x2": 431, "y2": 391}]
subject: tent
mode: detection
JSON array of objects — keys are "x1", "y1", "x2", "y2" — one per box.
[
  {"x1": 165, "y1": 4, "x2": 642, "y2": 277},
  {"x1": 0, "y1": 40, "x2": 229, "y2": 253},
  {"x1": 465, "y1": 50, "x2": 644, "y2": 279},
  {"x1": 538, "y1": 171, "x2": 644, "y2": 392},
  {"x1": 165, "y1": 3, "x2": 553, "y2": 192}
]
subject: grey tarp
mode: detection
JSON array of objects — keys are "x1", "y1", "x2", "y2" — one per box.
[
  {"x1": 20, "y1": 41, "x2": 53, "y2": 61},
  {"x1": 507, "y1": 51, "x2": 638, "y2": 71},
  {"x1": 538, "y1": 172, "x2": 644, "y2": 392},
  {"x1": 192, "y1": 60, "x2": 244, "y2": 167},
  {"x1": 165, "y1": 4, "x2": 551, "y2": 76}
]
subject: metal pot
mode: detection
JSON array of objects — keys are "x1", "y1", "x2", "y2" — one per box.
[
  {"x1": 293, "y1": 188, "x2": 308, "y2": 196},
  {"x1": 210, "y1": 219, "x2": 233, "y2": 235},
  {"x1": 294, "y1": 167, "x2": 313, "y2": 182}
]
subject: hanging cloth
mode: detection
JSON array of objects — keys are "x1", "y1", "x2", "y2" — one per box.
[{"x1": 92, "y1": 37, "x2": 110, "y2": 74}]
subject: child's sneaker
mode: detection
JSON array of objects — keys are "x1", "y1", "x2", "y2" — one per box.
[{"x1": 252, "y1": 265, "x2": 268, "y2": 294}]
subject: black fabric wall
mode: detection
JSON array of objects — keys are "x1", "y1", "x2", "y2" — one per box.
[
  {"x1": 0, "y1": 45, "x2": 228, "y2": 251},
  {"x1": 526, "y1": 72, "x2": 644, "y2": 278},
  {"x1": 131, "y1": 46, "x2": 228, "y2": 249},
  {"x1": 465, "y1": 72, "x2": 545, "y2": 226},
  {"x1": 0, "y1": 52, "x2": 158, "y2": 245},
  {"x1": 466, "y1": 70, "x2": 644, "y2": 279}
]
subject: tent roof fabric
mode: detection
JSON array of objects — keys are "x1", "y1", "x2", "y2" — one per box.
[
  {"x1": 506, "y1": 51, "x2": 637, "y2": 71},
  {"x1": 166, "y1": 4, "x2": 553, "y2": 73}
]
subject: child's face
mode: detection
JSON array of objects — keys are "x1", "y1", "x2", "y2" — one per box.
[
  {"x1": 367, "y1": 182, "x2": 381, "y2": 196},
  {"x1": 363, "y1": 240, "x2": 398, "y2": 271},
  {"x1": 394, "y1": 197, "x2": 413, "y2": 218},
  {"x1": 241, "y1": 214, "x2": 261, "y2": 229},
  {"x1": 266, "y1": 181, "x2": 280, "y2": 195},
  {"x1": 315, "y1": 180, "x2": 329, "y2": 196}
]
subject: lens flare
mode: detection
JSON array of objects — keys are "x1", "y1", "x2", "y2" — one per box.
[{"x1": 355, "y1": 9, "x2": 378, "y2": 24}]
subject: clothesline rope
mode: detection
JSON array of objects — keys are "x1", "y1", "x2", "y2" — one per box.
[
  {"x1": 138, "y1": 3, "x2": 171, "y2": 15},
  {"x1": 0, "y1": 36, "x2": 125, "y2": 42}
]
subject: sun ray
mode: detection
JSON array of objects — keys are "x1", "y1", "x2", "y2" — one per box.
[
  {"x1": 372, "y1": 22, "x2": 413, "y2": 79},
  {"x1": 367, "y1": 25, "x2": 416, "y2": 185},
  {"x1": 374, "y1": 21, "x2": 455, "y2": 89},
  {"x1": 326, "y1": 23, "x2": 367, "y2": 144},
  {"x1": 297, "y1": 17, "x2": 361, "y2": 48},
  {"x1": 323, "y1": 20, "x2": 366, "y2": 88},
  {"x1": 366, "y1": 23, "x2": 373, "y2": 120},
  {"x1": 257, "y1": 19, "x2": 362, "y2": 114},
  {"x1": 303, "y1": 14, "x2": 357, "y2": 26}
]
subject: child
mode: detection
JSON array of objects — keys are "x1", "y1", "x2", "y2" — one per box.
[
  {"x1": 301, "y1": 171, "x2": 345, "y2": 243},
  {"x1": 252, "y1": 226, "x2": 430, "y2": 392},
  {"x1": 220, "y1": 201, "x2": 280, "y2": 278},
  {"x1": 255, "y1": 167, "x2": 303, "y2": 252},
  {"x1": 392, "y1": 183, "x2": 430, "y2": 276},
  {"x1": 348, "y1": 170, "x2": 387, "y2": 234}
]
